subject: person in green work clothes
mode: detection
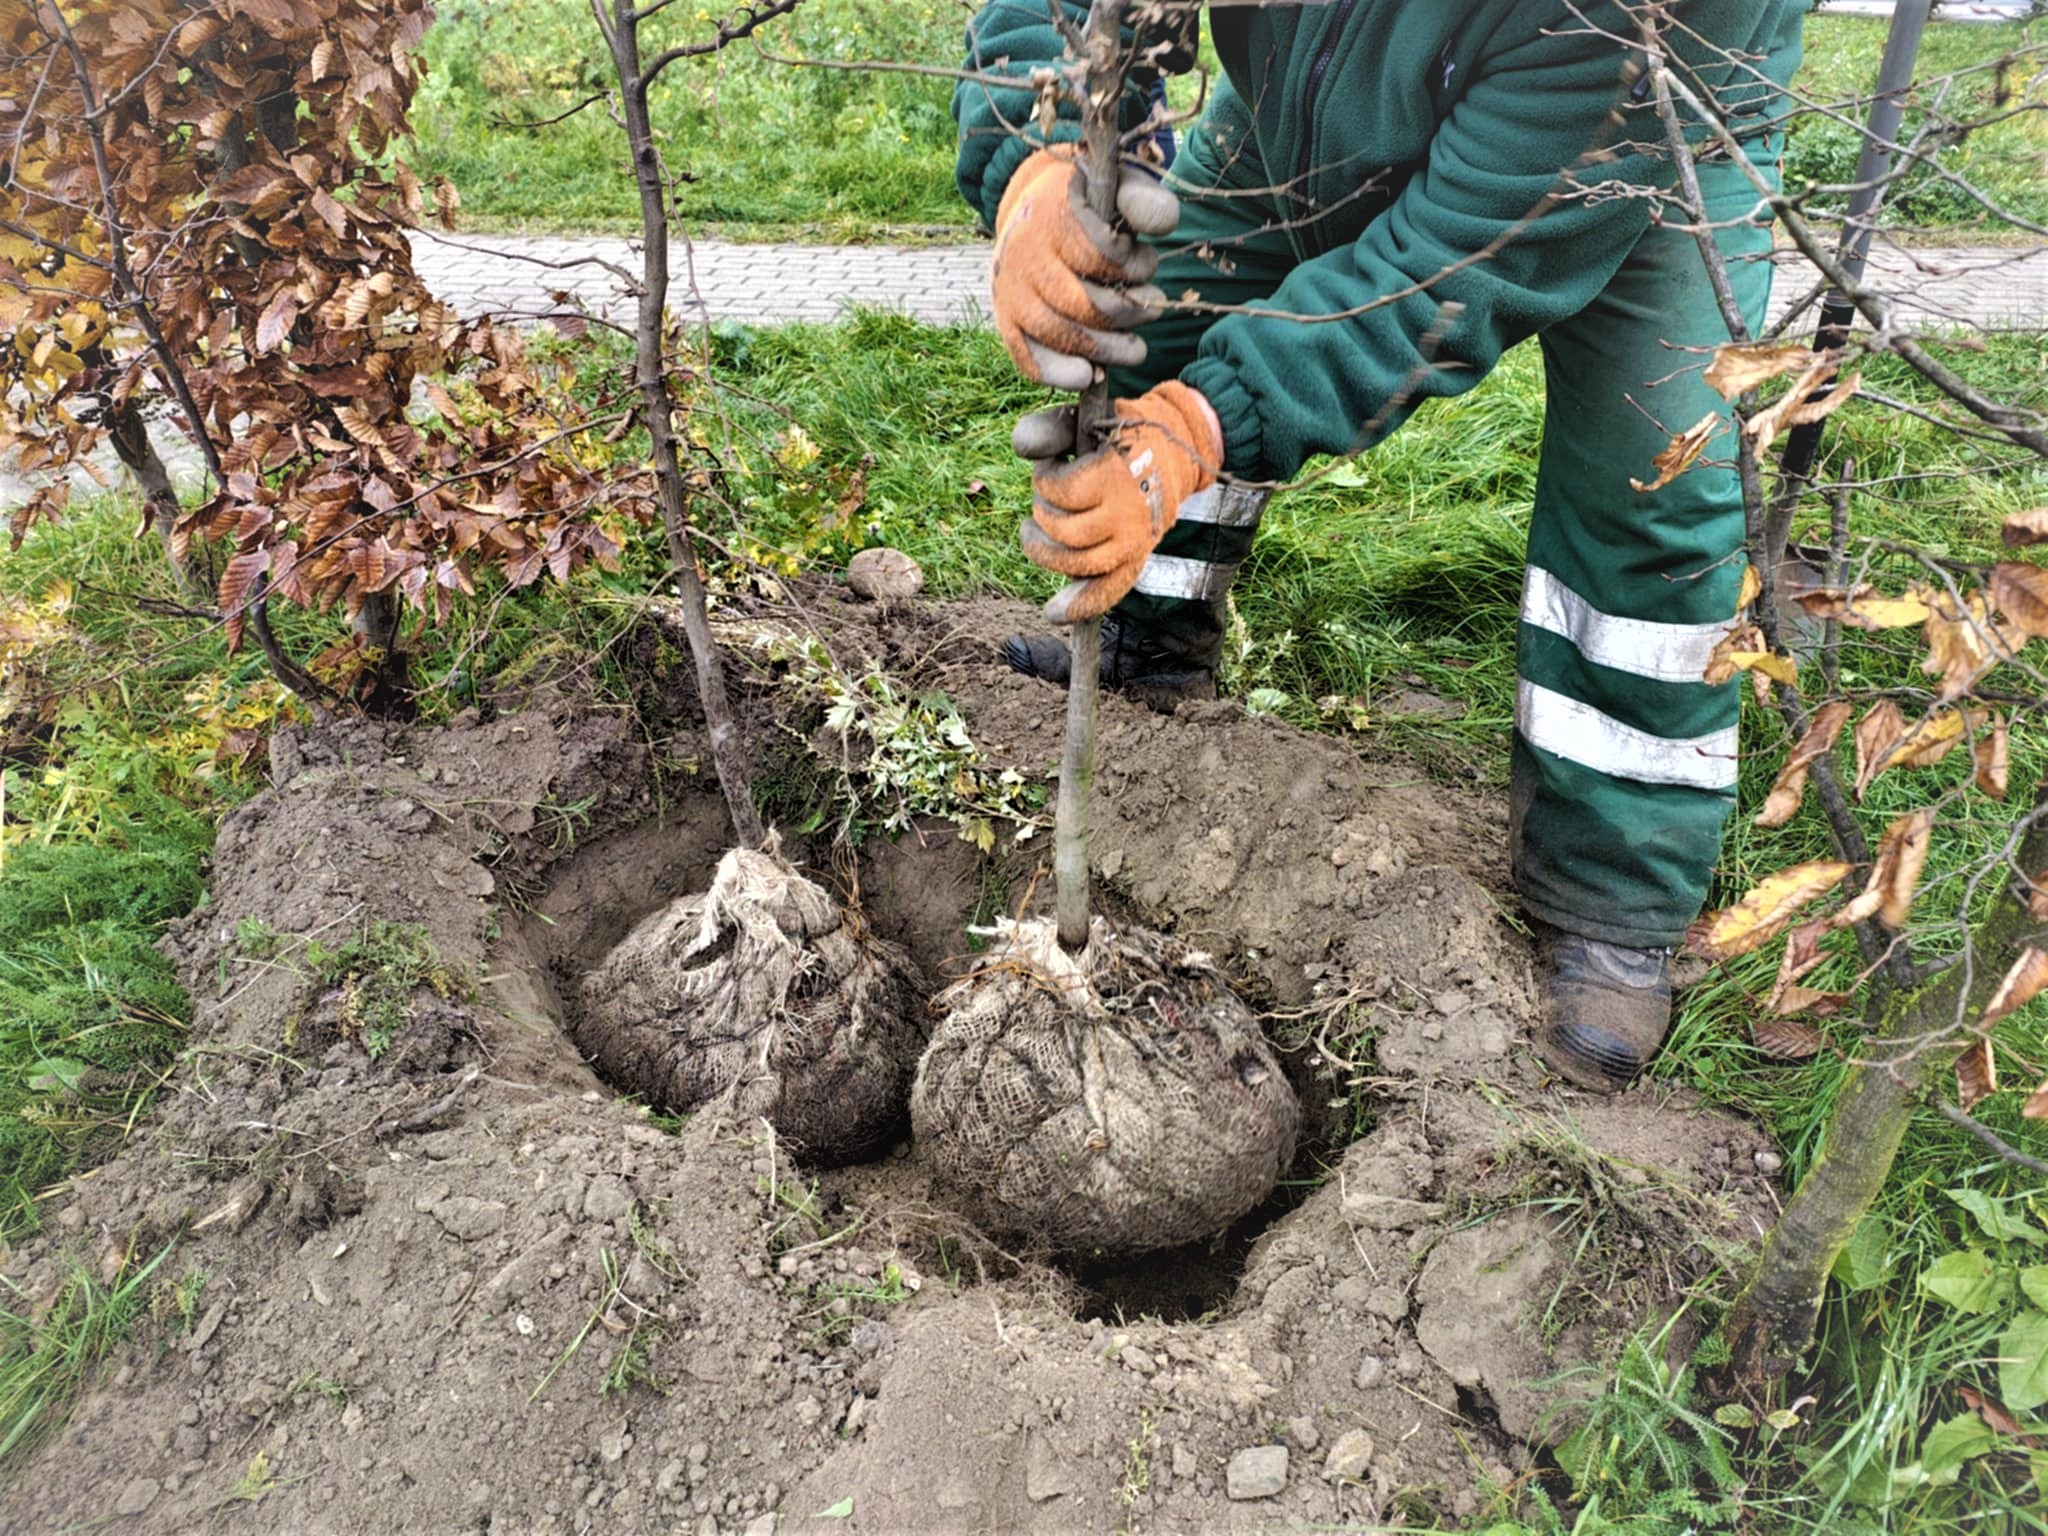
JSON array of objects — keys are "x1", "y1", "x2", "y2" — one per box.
[{"x1": 957, "y1": 0, "x2": 1808, "y2": 1092}]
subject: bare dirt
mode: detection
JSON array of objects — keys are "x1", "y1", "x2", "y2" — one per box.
[{"x1": 0, "y1": 591, "x2": 1783, "y2": 1535}]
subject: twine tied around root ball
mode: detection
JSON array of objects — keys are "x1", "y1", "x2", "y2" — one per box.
[
  {"x1": 575, "y1": 845, "x2": 926, "y2": 1167},
  {"x1": 912, "y1": 917, "x2": 1300, "y2": 1260}
]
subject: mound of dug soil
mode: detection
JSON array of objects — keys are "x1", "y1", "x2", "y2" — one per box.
[{"x1": 0, "y1": 595, "x2": 1782, "y2": 1536}]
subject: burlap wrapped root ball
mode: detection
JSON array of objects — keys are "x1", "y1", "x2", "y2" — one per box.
[
  {"x1": 912, "y1": 918, "x2": 1300, "y2": 1259},
  {"x1": 575, "y1": 847, "x2": 925, "y2": 1167}
]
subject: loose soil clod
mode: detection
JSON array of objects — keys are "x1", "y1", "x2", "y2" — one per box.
[
  {"x1": 912, "y1": 917, "x2": 1299, "y2": 1259},
  {"x1": 575, "y1": 845, "x2": 926, "y2": 1167}
]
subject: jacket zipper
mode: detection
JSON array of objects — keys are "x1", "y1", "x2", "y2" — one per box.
[{"x1": 1293, "y1": 0, "x2": 1360, "y2": 256}]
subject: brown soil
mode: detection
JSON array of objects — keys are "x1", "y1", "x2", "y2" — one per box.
[{"x1": 0, "y1": 592, "x2": 1782, "y2": 1535}]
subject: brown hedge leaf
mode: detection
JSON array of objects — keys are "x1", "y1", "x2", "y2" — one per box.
[
  {"x1": 1787, "y1": 584, "x2": 1932, "y2": 631},
  {"x1": 1685, "y1": 860, "x2": 1854, "y2": 960},
  {"x1": 1773, "y1": 986, "x2": 1852, "y2": 1018},
  {"x1": 1989, "y1": 561, "x2": 2048, "y2": 640},
  {"x1": 1753, "y1": 1017, "x2": 1828, "y2": 1060},
  {"x1": 1956, "y1": 1037, "x2": 1997, "y2": 1112},
  {"x1": 1982, "y1": 946, "x2": 2048, "y2": 1028},
  {"x1": 2023, "y1": 1079, "x2": 2048, "y2": 1121}
]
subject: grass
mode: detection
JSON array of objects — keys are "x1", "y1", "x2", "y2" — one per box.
[{"x1": 407, "y1": 4, "x2": 2046, "y2": 240}]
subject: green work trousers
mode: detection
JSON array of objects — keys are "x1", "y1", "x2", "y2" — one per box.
[{"x1": 1110, "y1": 98, "x2": 1783, "y2": 950}]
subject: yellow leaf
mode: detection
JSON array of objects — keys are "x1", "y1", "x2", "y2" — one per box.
[
  {"x1": 1863, "y1": 807, "x2": 1934, "y2": 931},
  {"x1": 1631, "y1": 413, "x2": 1721, "y2": 494},
  {"x1": 1738, "y1": 564, "x2": 1762, "y2": 612},
  {"x1": 1685, "y1": 859, "x2": 1855, "y2": 961}
]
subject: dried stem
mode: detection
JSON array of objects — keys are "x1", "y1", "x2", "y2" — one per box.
[{"x1": 597, "y1": 0, "x2": 766, "y2": 850}]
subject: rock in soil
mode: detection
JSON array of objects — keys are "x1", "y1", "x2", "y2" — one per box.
[
  {"x1": 845, "y1": 547, "x2": 924, "y2": 602},
  {"x1": 576, "y1": 846, "x2": 926, "y2": 1167},
  {"x1": 1226, "y1": 1445, "x2": 1289, "y2": 1501},
  {"x1": 912, "y1": 916, "x2": 1298, "y2": 1258}
]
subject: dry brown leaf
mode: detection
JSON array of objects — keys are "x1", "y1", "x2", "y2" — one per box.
[
  {"x1": 1956, "y1": 1037, "x2": 1998, "y2": 1112},
  {"x1": 1632, "y1": 412, "x2": 1721, "y2": 494},
  {"x1": 1685, "y1": 859, "x2": 1854, "y2": 960},
  {"x1": 1773, "y1": 986, "x2": 1853, "y2": 1018},
  {"x1": 1866, "y1": 807, "x2": 1935, "y2": 931},
  {"x1": 1754, "y1": 700, "x2": 1853, "y2": 829},
  {"x1": 2027, "y1": 877, "x2": 2048, "y2": 924},
  {"x1": 1705, "y1": 342, "x2": 1822, "y2": 399},
  {"x1": 1922, "y1": 587, "x2": 2001, "y2": 701},
  {"x1": 2000, "y1": 508, "x2": 2048, "y2": 549},
  {"x1": 1853, "y1": 700, "x2": 1906, "y2": 800},
  {"x1": 2022, "y1": 1078, "x2": 2048, "y2": 1121},
  {"x1": 1971, "y1": 710, "x2": 2009, "y2": 800},
  {"x1": 1753, "y1": 1017, "x2": 1828, "y2": 1060},
  {"x1": 1958, "y1": 1386, "x2": 2042, "y2": 1445},
  {"x1": 1989, "y1": 561, "x2": 2048, "y2": 640},
  {"x1": 1982, "y1": 946, "x2": 2048, "y2": 1028},
  {"x1": 1746, "y1": 360, "x2": 1862, "y2": 446},
  {"x1": 1787, "y1": 584, "x2": 1932, "y2": 631}
]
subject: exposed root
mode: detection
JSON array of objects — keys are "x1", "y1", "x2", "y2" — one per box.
[
  {"x1": 911, "y1": 917, "x2": 1299, "y2": 1260},
  {"x1": 575, "y1": 846, "x2": 926, "y2": 1166}
]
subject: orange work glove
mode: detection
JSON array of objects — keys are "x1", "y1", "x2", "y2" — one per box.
[
  {"x1": 990, "y1": 147, "x2": 1180, "y2": 392},
  {"x1": 1016, "y1": 381, "x2": 1223, "y2": 624}
]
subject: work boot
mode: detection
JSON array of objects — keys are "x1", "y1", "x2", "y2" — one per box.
[
  {"x1": 1530, "y1": 921, "x2": 1674, "y2": 1093},
  {"x1": 1001, "y1": 612, "x2": 1217, "y2": 712}
]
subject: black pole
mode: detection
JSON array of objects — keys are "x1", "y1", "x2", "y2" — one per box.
[{"x1": 1778, "y1": 0, "x2": 1935, "y2": 485}]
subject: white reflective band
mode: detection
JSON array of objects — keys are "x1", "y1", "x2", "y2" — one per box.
[
  {"x1": 1516, "y1": 679, "x2": 1739, "y2": 791},
  {"x1": 1177, "y1": 484, "x2": 1269, "y2": 529},
  {"x1": 1521, "y1": 566, "x2": 1731, "y2": 684},
  {"x1": 1132, "y1": 554, "x2": 1241, "y2": 602}
]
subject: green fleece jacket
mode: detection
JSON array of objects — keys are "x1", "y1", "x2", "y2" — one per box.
[{"x1": 956, "y1": 0, "x2": 1807, "y2": 482}]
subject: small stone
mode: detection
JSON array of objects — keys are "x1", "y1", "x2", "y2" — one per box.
[
  {"x1": 1225, "y1": 1445, "x2": 1288, "y2": 1501},
  {"x1": 1753, "y1": 1150, "x2": 1784, "y2": 1176},
  {"x1": 846, "y1": 547, "x2": 924, "y2": 602},
  {"x1": 1120, "y1": 1347, "x2": 1158, "y2": 1377},
  {"x1": 190, "y1": 1301, "x2": 228, "y2": 1352},
  {"x1": 743, "y1": 1517, "x2": 779, "y2": 1536},
  {"x1": 1354, "y1": 1355, "x2": 1385, "y2": 1391},
  {"x1": 1286, "y1": 1415, "x2": 1319, "y2": 1453},
  {"x1": 599, "y1": 1431, "x2": 628, "y2": 1465},
  {"x1": 656, "y1": 1460, "x2": 685, "y2": 1498},
  {"x1": 341, "y1": 1403, "x2": 365, "y2": 1433},
  {"x1": 795, "y1": 1397, "x2": 824, "y2": 1429},
  {"x1": 1323, "y1": 1430, "x2": 1374, "y2": 1482},
  {"x1": 1171, "y1": 1443, "x2": 1196, "y2": 1481},
  {"x1": 310, "y1": 1277, "x2": 333, "y2": 1308},
  {"x1": 1419, "y1": 1020, "x2": 1444, "y2": 1043},
  {"x1": 115, "y1": 1478, "x2": 160, "y2": 1516},
  {"x1": 431, "y1": 1195, "x2": 507, "y2": 1241}
]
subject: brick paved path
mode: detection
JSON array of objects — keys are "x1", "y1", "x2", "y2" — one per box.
[{"x1": 410, "y1": 229, "x2": 2048, "y2": 336}]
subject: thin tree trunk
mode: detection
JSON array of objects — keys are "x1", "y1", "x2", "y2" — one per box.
[
  {"x1": 1052, "y1": 0, "x2": 1130, "y2": 953},
  {"x1": 104, "y1": 397, "x2": 200, "y2": 595},
  {"x1": 602, "y1": 0, "x2": 765, "y2": 850},
  {"x1": 1720, "y1": 804, "x2": 2048, "y2": 1389}
]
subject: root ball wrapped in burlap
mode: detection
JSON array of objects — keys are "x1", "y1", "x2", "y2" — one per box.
[
  {"x1": 912, "y1": 918, "x2": 1299, "y2": 1259},
  {"x1": 575, "y1": 847, "x2": 924, "y2": 1167}
]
